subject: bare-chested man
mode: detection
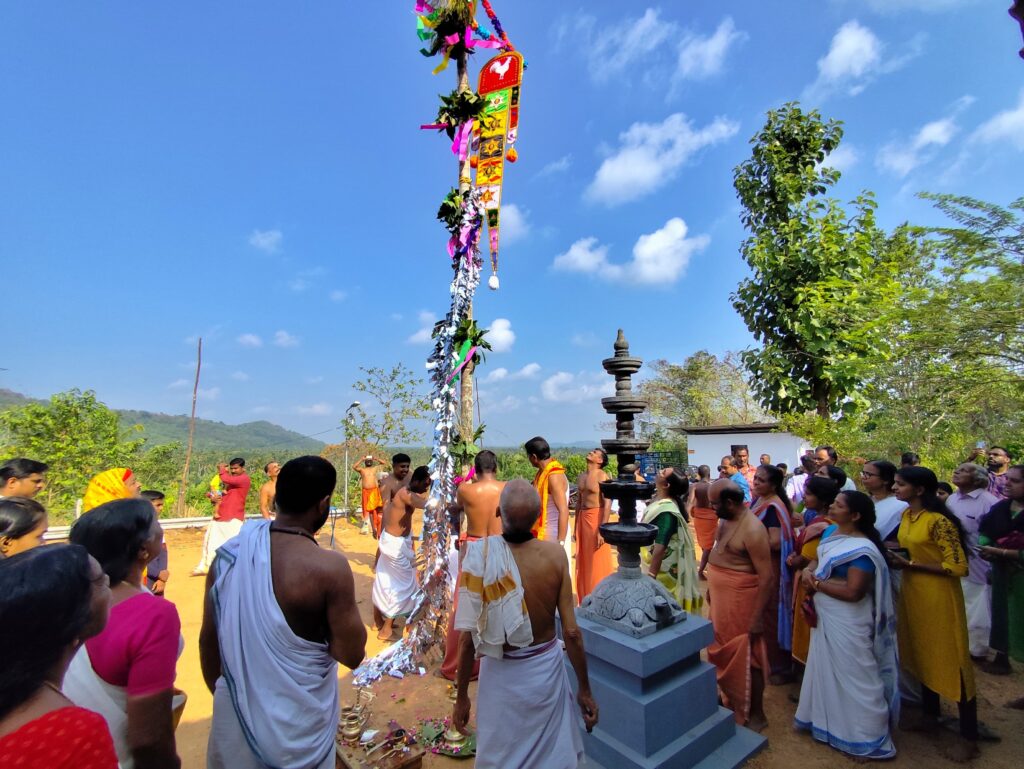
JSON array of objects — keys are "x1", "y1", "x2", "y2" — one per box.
[
  {"x1": 575, "y1": 448, "x2": 613, "y2": 603},
  {"x1": 353, "y1": 455, "x2": 388, "y2": 537},
  {"x1": 378, "y1": 452, "x2": 411, "y2": 513},
  {"x1": 258, "y1": 461, "x2": 280, "y2": 519},
  {"x1": 201, "y1": 456, "x2": 366, "y2": 769},
  {"x1": 689, "y1": 465, "x2": 717, "y2": 570},
  {"x1": 440, "y1": 450, "x2": 506, "y2": 680},
  {"x1": 705, "y1": 479, "x2": 774, "y2": 732},
  {"x1": 372, "y1": 465, "x2": 430, "y2": 641},
  {"x1": 452, "y1": 480, "x2": 597, "y2": 767}
]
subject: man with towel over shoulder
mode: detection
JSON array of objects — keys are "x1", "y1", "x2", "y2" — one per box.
[
  {"x1": 451, "y1": 479, "x2": 599, "y2": 769},
  {"x1": 200, "y1": 456, "x2": 366, "y2": 769}
]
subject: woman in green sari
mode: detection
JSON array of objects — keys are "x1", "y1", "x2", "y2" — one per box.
[{"x1": 642, "y1": 467, "x2": 703, "y2": 612}]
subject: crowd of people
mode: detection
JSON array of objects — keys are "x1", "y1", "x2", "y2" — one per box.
[
  {"x1": 689, "y1": 444, "x2": 1023, "y2": 763},
  {"x1": 0, "y1": 438, "x2": 1021, "y2": 768}
]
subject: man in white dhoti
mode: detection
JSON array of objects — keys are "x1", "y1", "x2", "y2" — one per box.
[
  {"x1": 372, "y1": 465, "x2": 431, "y2": 642},
  {"x1": 452, "y1": 479, "x2": 598, "y2": 769},
  {"x1": 199, "y1": 456, "x2": 366, "y2": 769}
]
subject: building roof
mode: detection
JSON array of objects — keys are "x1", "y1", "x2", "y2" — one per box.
[{"x1": 671, "y1": 422, "x2": 782, "y2": 435}]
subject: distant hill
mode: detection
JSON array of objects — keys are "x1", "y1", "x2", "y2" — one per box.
[{"x1": 0, "y1": 389, "x2": 324, "y2": 454}]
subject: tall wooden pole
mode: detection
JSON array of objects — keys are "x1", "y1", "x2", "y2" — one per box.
[
  {"x1": 456, "y1": 47, "x2": 475, "y2": 441},
  {"x1": 176, "y1": 338, "x2": 202, "y2": 516}
]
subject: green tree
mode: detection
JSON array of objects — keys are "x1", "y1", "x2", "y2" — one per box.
[
  {"x1": 348, "y1": 364, "x2": 431, "y2": 447},
  {"x1": 732, "y1": 102, "x2": 904, "y2": 416},
  {"x1": 639, "y1": 351, "x2": 767, "y2": 438},
  {"x1": 0, "y1": 390, "x2": 144, "y2": 513}
]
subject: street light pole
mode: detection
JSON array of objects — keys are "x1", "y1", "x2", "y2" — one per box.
[
  {"x1": 333, "y1": 401, "x2": 360, "y2": 549},
  {"x1": 343, "y1": 402, "x2": 361, "y2": 514}
]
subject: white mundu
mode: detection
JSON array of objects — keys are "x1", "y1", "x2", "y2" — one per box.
[{"x1": 206, "y1": 521, "x2": 338, "y2": 769}]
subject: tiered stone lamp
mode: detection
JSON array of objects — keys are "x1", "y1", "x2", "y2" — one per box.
[{"x1": 571, "y1": 330, "x2": 766, "y2": 769}]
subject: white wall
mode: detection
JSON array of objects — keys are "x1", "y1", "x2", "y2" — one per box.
[{"x1": 685, "y1": 431, "x2": 811, "y2": 471}]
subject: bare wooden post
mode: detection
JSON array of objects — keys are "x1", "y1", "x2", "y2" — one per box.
[{"x1": 176, "y1": 338, "x2": 202, "y2": 516}]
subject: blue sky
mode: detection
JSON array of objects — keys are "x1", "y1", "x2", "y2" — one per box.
[{"x1": 2, "y1": 1, "x2": 1021, "y2": 447}]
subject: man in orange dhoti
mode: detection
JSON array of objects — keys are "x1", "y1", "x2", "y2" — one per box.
[
  {"x1": 575, "y1": 448, "x2": 614, "y2": 603},
  {"x1": 353, "y1": 456, "x2": 386, "y2": 538},
  {"x1": 705, "y1": 480, "x2": 774, "y2": 731},
  {"x1": 689, "y1": 466, "x2": 717, "y2": 571}
]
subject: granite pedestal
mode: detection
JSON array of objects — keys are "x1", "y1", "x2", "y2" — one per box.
[{"x1": 566, "y1": 614, "x2": 766, "y2": 769}]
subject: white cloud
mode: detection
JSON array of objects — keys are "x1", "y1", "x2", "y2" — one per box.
[
  {"x1": 861, "y1": 0, "x2": 977, "y2": 10},
  {"x1": 484, "y1": 362, "x2": 538, "y2": 383},
  {"x1": 494, "y1": 395, "x2": 521, "y2": 411},
  {"x1": 289, "y1": 278, "x2": 309, "y2": 292},
  {"x1": 553, "y1": 218, "x2": 708, "y2": 286},
  {"x1": 823, "y1": 144, "x2": 860, "y2": 173},
  {"x1": 250, "y1": 405, "x2": 272, "y2": 415},
  {"x1": 537, "y1": 155, "x2": 572, "y2": 176},
  {"x1": 586, "y1": 113, "x2": 739, "y2": 206},
  {"x1": 541, "y1": 371, "x2": 614, "y2": 404},
  {"x1": 248, "y1": 229, "x2": 282, "y2": 253},
  {"x1": 329, "y1": 289, "x2": 347, "y2": 302},
  {"x1": 804, "y1": 21, "x2": 920, "y2": 101},
  {"x1": 971, "y1": 91, "x2": 1024, "y2": 151},
  {"x1": 167, "y1": 378, "x2": 189, "y2": 389},
  {"x1": 305, "y1": 375, "x2": 324, "y2": 384},
  {"x1": 390, "y1": 313, "x2": 403, "y2": 321},
  {"x1": 581, "y1": 8, "x2": 678, "y2": 82},
  {"x1": 571, "y1": 332, "x2": 599, "y2": 348},
  {"x1": 487, "y1": 318, "x2": 516, "y2": 353},
  {"x1": 296, "y1": 402, "x2": 333, "y2": 416},
  {"x1": 273, "y1": 330, "x2": 300, "y2": 348},
  {"x1": 198, "y1": 387, "x2": 221, "y2": 401},
  {"x1": 515, "y1": 363, "x2": 541, "y2": 379},
  {"x1": 877, "y1": 97, "x2": 973, "y2": 177},
  {"x1": 675, "y1": 17, "x2": 746, "y2": 81},
  {"x1": 500, "y1": 204, "x2": 529, "y2": 245},
  {"x1": 237, "y1": 333, "x2": 263, "y2": 348},
  {"x1": 407, "y1": 311, "x2": 437, "y2": 345},
  {"x1": 231, "y1": 371, "x2": 249, "y2": 382}
]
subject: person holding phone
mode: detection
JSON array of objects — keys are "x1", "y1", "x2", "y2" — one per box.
[{"x1": 888, "y1": 466, "x2": 978, "y2": 762}]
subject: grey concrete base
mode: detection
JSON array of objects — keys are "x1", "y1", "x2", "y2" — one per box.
[{"x1": 568, "y1": 615, "x2": 766, "y2": 769}]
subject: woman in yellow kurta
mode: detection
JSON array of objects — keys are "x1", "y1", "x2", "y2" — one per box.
[{"x1": 889, "y1": 466, "x2": 978, "y2": 763}]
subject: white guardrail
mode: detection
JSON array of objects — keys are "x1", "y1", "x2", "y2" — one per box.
[{"x1": 43, "y1": 508, "x2": 354, "y2": 542}]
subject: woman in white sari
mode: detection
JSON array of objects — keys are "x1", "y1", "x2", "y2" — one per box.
[{"x1": 795, "y1": 491, "x2": 899, "y2": 760}]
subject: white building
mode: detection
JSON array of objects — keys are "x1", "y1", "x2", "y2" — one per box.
[{"x1": 673, "y1": 423, "x2": 811, "y2": 472}]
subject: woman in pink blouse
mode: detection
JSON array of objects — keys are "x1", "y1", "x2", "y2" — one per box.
[{"x1": 65, "y1": 498, "x2": 182, "y2": 769}]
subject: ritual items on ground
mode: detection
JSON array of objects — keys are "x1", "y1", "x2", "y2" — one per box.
[
  {"x1": 336, "y1": 719, "x2": 425, "y2": 769},
  {"x1": 416, "y1": 716, "x2": 477, "y2": 759}
]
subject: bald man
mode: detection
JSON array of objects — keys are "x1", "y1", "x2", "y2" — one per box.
[
  {"x1": 705, "y1": 480, "x2": 774, "y2": 732},
  {"x1": 452, "y1": 480, "x2": 597, "y2": 768}
]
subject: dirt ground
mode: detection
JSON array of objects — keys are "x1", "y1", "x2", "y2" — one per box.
[{"x1": 162, "y1": 521, "x2": 1023, "y2": 769}]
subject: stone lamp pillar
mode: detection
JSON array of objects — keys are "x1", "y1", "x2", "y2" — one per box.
[{"x1": 570, "y1": 330, "x2": 766, "y2": 769}]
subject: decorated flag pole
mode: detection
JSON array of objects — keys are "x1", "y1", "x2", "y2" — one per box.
[{"x1": 353, "y1": 0, "x2": 520, "y2": 686}]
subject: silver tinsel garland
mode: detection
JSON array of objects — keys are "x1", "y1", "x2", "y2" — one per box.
[{"x1": 353, "y1": 191, "x2": 484, "y2": 686}]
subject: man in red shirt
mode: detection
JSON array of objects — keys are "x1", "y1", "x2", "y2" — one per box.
[{"x1": 193, "y1": 458, "x2": 252, "y2": 576}]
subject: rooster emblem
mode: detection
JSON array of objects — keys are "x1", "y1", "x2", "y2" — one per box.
[{"x1": 489, "y1": 57, "x2": 512, "y2": 79}]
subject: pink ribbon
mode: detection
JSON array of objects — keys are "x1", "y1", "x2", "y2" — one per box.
[
  {"x1": 420, "y1": 123, "x2": 450, "y2": 130},
  {"x1": 414, "y1": 1, "x2": 434, "y2": 13},
  {"x1": 447, "y1": 346, "x2": 478, "y2": 382},
  {"x1": 451, "y1": 121, "x2": 473, "y2": 159},
  {"x1": 466, "y1": 26, "x2": 502, "y2": 49}
]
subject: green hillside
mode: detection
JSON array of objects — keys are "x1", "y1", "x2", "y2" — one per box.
[
  {"x1": 1, "y1": 389, "x2": 323, "y2": 453},
  {"x1": 121, "y1": 411, "x2": 325, "y2": 453}
]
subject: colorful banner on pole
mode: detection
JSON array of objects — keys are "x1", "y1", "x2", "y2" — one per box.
[{"x1": 474, "y1": 50, "x2": 523, "y2": 290}]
